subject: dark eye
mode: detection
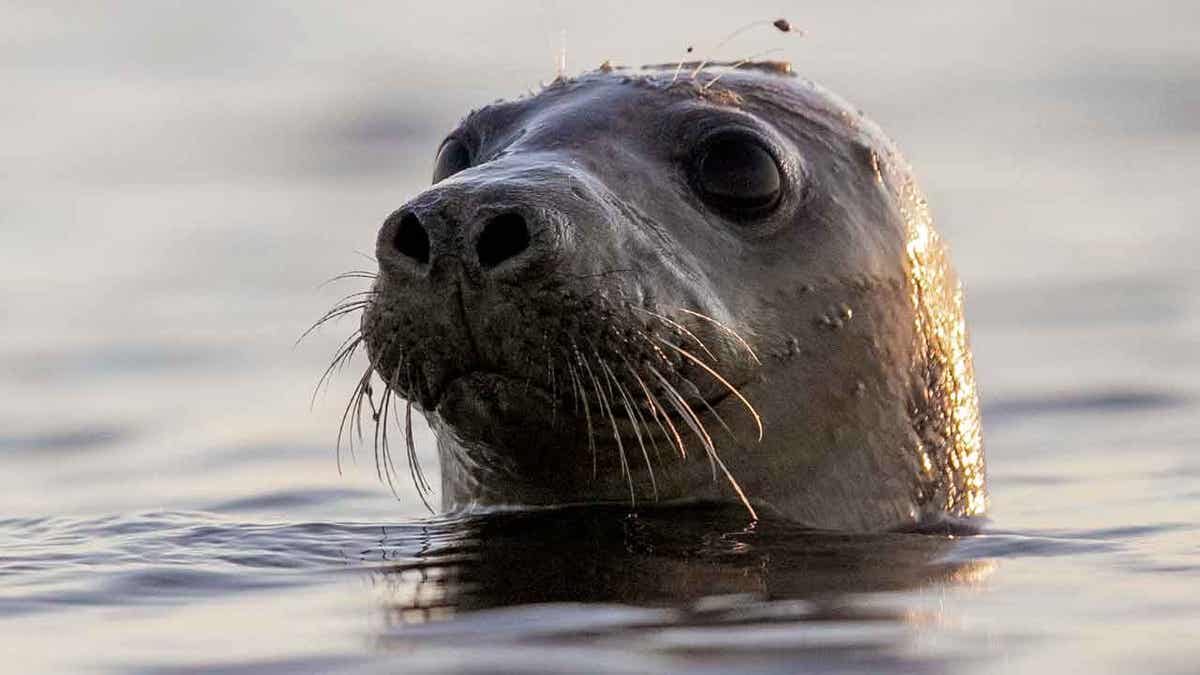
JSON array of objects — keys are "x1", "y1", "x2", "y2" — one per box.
[
  {"x1": 432, "y1": 138, "x2": 471, "y2": 183},
  {"x1": 693, "y1": 132, "x2": 782, "y2": 216}
]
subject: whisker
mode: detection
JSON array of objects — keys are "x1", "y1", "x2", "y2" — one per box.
[
  {"x1": 639, "y1": 329, "x2": 674, "y2": 367},
  {"x1": 298, "y1": 301, "x2": 370, "y2": 345},
  {"x1": 383, "y1": 375, "x2": 403, "y2": 488},
  {"x1": 567, "y1": 351, "x2": 597, "y2": 478},
  {"x1": 648, "y1": 365, "x2": 757, "y2": 519},
  {"x1": 600, "y1": 358, "x2": 658, "y2": 501},
  {"x1": 619, "y1": 357, "x2": 677, "y2": 461},
  {"x1": 687, "y1": 376, "x2": 739, "y2": 442},
  {"x1": 648, "y1": 364, "x2": 717, "y2": 477},
  {"x1": 375, "y1": 376, "x2": 395, "y2": 492},
  {"x1": 318, "y1": 270, "x2": 378, "y2": 289},
  {"x1": 312, "y1": 331, "x2": 363, "y2": 408},
  {"x1": 631, "y1": 306, "x2": 717, "y2": 361},
  {"x1": 384, "y1": 368, "x2": 418, "y2": 502},
  {"x1": 585, "y1": 340, "x2": 618, "y2": 403},
  {"x1": 544, "y1": 339, "x2": 559, "y2": 426},
  {"x1": 403, "y1": 398, "x2": 435, "y2": 513},
  {"x1": 306, "y1": 297, "x2": 370, "y2": 323},
  {"x1": 331, "y1": 289, "x2": 376, "y2": 304},
  {"x1": 675, "y1": 308, "x2": 761, "y2": 365},
  {"x1": 581, "y1": 353, "x2": 633, "y2": 502},
  {"x1": 623, "y1": 351, "x2": 688, "y2": 459},
  {"x1": 564, "y1": 357, "x2": 582, "y2": 417},
  {"x1": 335, "y1": 365, "x2": 373, "y2": 474},
  {"x1": 405, "y1": 361, "x2": 434, "y2": 498},
  {"x1": 646, "y1": 362, "x2": 709, "y2": 443},
  {"x1": 655, "y1": 337, "x2": 764, "y2": 442},
  {"x1": 356, "y1": 377, "x2": 378, "y2": 447},
  {"x1": 709, "y1": 449, "x2": 758, "y2": 520},
  {"x1": 317, "y1": 300, "x2": 371, "y2": 320}
]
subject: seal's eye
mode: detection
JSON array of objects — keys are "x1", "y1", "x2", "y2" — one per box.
[
  {"x1": 694, "y1": 132, "x2": 782, "y2": 217},
  {"x1": 432, "y1": 138, "x2": 471, "y2": 183}
]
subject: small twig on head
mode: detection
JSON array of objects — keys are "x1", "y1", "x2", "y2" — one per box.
[
  {"x1": 700, "y1": 48, "x2": 784, "y2": 91},
  {"x1": 772, "y1": 19, "x2": 796, "y2": 33},
  {"x1": 691, "y1": 17, "x2": 802, "y2": 80},
  {"x1": 556, "y1": 28, "x2": 567, "y2": 78},
  {"x1": 670, "y1": 45, "x2": 695, "y2": 84}
]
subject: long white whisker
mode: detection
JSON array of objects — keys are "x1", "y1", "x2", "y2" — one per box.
[
  {"x1": 655, "y1": 337, "x2": 764, "y2": 442},
  {"x1": 649, "y1": 366, "x2": 757, "y2": 520},
  {"x1": 675, "y1": 308, "x2": 762, "y2": 365},
  {"x1": 631, "y1": 306, "x2": 717, "y2": 361},
  {"x1": 600, "y1": 358, "x2": 658, "y2": 501}
]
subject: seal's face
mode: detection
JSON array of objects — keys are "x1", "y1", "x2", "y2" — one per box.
[{"x1": 360, "y1": 67, "x2": 985, "y2": 529}]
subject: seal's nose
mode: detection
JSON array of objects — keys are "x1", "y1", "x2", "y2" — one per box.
[
  {"x1": 376, "y1": 157, "x2": 579, "y2": 281},
  {"x1": 377, "y1": 206, "x2": 540, "y2": 277},
  {"x1": 475, "y1": 212, "x2": 531, "y2": 269},
  {"x1": 390, "y1": 212, "x2": 430, "y2": 265}
]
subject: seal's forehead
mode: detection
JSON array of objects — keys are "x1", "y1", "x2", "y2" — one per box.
[
  {"x1": 453, "y1": 72, "x2": 692, "y2": 139},
  {"x1": 456, "y1": 66, "x2": 846, "y2": 140}
]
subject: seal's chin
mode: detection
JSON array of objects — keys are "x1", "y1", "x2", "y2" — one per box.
[{"x1": 434, "y1": 372, "x2": 567, "y2": 451}]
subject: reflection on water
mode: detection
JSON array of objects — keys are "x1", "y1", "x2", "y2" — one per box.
[
  {"x1": 370, "y1": 506, "x2": 994, "y2": 672},
  {"x1": 0, "y1": 505, "x2": 998, "y2": 673},
  {"x1": 0, "y1": 499, "x2": 1194, "y2": 672},
  {"x1": 374, "y1": 505, "x2": 987, "y2": 622}
]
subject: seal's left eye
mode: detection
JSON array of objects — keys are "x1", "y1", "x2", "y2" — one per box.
[
  {"x1": 432, "y1": 139, "x2": 471, "y2": 183},
  {"x1": 693, "y1": 132, "x2": 782, "y2": 217}
]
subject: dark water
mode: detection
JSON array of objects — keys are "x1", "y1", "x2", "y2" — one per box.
[
  {"x1": 2, "y1": 501, "x2": 1194, "y2": 673},
  {"x1": 3, "y1": 2, "x2": 1199, "y2": 672}
]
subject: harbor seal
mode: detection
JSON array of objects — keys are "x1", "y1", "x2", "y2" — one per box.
[{"x1": 343, "y1": 63, "x2": 985, "y2": 531}]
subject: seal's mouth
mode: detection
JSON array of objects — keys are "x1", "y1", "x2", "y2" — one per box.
[
  {"x1": 431, "y1": 365, "x2": 740, "y2": 443},
  {"x1": 418, "y1": 367, "x2": 547, "y2": 410},
  {"x1": 355, "y1": 269, "x2": 765, "y2": 462},
  {"x1": 437, "y1": 370, "x2": 556, "y2": 424},
  {"x1": 437, "y1": 370, "x2": 553, "y2": 413},
  {"x1": 328, "y1": 280, "x2": 766, "y2": 518}
]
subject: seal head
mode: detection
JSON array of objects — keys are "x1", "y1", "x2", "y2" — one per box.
[{"x1": 359, "y1": 65, "x2": 985, "y2": 531}]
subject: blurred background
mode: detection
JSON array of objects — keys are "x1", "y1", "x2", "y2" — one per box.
[{"x1": 2, "y1": 2, "x2": 1198, "y2": 672}]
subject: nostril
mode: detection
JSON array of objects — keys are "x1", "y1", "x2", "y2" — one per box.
[
  {"x1": 393, "y1": 212, "x2": 430, "y2": 264},
  {"x1": 476, "y1": 212, "x2": 531, "y2": 269}
]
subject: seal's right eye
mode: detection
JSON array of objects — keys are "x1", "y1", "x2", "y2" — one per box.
[
  {"x1": 432, "y1": 138, "x2": 471, "y2": 183},
  {"x1": 693, "y1": 131, "x2": 782, "y2": 219}
]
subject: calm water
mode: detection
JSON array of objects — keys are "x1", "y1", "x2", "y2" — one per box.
[{"x1": 2, "y1": 2, "x2": 1199, "y2": 673}]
